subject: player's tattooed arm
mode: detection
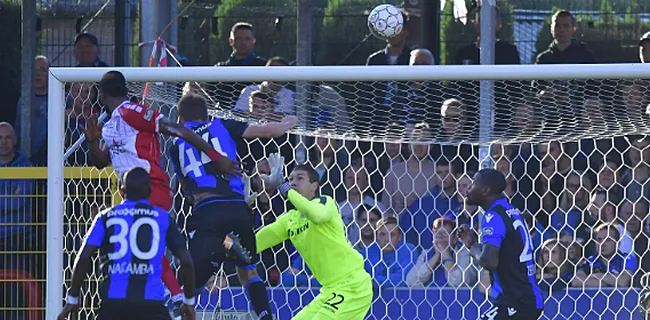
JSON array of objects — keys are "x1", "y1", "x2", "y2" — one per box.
[
  {"x1": 458, "y1": 224, "x2": 499, "y2": 271},
  {"x1": 468, "y1": 243, "x2": 500, "y2": 271},
  {"x1": 158, "y1": 117, "x2": 240, "y2": 176}
]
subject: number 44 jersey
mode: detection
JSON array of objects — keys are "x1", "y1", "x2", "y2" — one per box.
[
  {"x1": 480, "y1": 198, "x2": 544, "y2": 310},
  {"x1": 170, "y1": 119, "x2": 249, "y2": 199},
  {"x1": 83, "y1": 199, "x2": 187, "y2": 303}
]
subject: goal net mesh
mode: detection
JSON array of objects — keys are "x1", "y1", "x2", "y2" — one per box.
[{"x1": 56, "y1": 73, "x2": 650, "y2": 320}]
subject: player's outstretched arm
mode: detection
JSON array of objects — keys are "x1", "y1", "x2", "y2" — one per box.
[
  {"x1": 58, "y1": 243, "x2": 97, "y2": 320},
  {"x1": 242, "y1": 115, "x2": 298, "y2": 139},
  {"x1": 59, "y1": 213, "x2": 105, "y2": 320},
  {"x1": 286, "y1": 190, "x2": 336, "y2": 224},
  {"x1": 256, "y1": 214, "x2": 290, "y2": 253},
  {"x1": 166, "y1": 217, "x2": 197, "y2": 319},
  {"x1": 158, "y1": 117, "x2": 240, "y2": 176}
]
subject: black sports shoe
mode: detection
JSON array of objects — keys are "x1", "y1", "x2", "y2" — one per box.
[
  {"x1": 172, "y1": 299, "x2": 182, "y2": 320},
  {"x1": 223, "y1": 232, "x2": 252, "y2": 265}
]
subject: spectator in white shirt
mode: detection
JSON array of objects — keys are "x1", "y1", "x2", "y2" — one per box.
[{"x1": 235, "y1": 56, "x2": 295, "y2": 115}]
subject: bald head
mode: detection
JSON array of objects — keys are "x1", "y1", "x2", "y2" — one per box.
[
  {"x1": 0, "y1": 122, "x2": 17, "y2": 159},
  {"x1": 476, "y1": 168, "x2": 507, "y2": 195},
  {"x1": 410, "y1": 49, "x2": 435, "y2": 66},
  {"x1": 121, "y1": 167, "x2": 151, "y2": 200}
]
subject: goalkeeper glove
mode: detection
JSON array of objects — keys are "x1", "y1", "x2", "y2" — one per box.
[
  {"x1": 260, "y1": 153, "x2": 285, "y2": 187},
  {"x1": 242, "y1": 174, "x2": 258, "y2": 207}
]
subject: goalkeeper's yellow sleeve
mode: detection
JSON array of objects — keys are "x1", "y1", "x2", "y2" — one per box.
[
  {"x1": 255, "y1": 214, "x2": 289, "y2": 254},
  {"x1": 287, "y1": 189, "x2": 335, "y2": 224}
]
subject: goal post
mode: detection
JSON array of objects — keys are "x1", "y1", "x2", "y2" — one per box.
[{"x1": 46, "y1": 63, "x2": 650, "y2": 319}]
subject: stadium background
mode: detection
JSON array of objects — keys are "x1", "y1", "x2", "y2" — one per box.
[{"x1": 2, "y1": 0, "x2": 650, "y2": 319}]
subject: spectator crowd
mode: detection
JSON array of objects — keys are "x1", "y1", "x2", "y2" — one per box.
[{"x1": 3, "y1": 8, "x2": 650, "y2": 316}]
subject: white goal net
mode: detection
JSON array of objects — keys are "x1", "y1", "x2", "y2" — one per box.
[{"x1": 46, "y1": 64, "x2": 650, "y2": 320}]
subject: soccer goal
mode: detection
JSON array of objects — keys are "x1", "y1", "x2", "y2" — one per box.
[{"x1": 46, "y1": 63, "x2": 650, "y2": 320}]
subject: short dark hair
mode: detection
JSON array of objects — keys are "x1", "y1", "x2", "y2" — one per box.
[
  {"x1": 231, "y1": 22, "x2": 254, "y2": 36},
  {"x1": 552, "y1": 9, "x2": 575, "y2": 26},
  {"x1": 477, "y1": 168, "x2": 507, "y2": 195},
  {"x1": 293, "y1": 164, "x2": 320, "y2": 183},
  {"x1": 99, "y1": 71, "x2": 128, "y2": 97},
  {"x1": 178, "y1": 93, "x2": 208, "y2": 122},
  {"x1": 122, "y1": 167, "x2": 151, "y2": 200},
  {"x1": 266, "y1": 56, "x2": 289, "y2": 66},
  {"x1": 356, "y1": 204, "x2": 381, "y2": 220}
]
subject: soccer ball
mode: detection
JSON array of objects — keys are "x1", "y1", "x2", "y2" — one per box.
[{"x1": 367, "y1": 4, "x2": 404, "y2": 40}]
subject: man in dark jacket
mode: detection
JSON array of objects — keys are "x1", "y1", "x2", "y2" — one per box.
[
  {"x1": 209, "y1": 22, "x2": 266, "y2": 110},
  {"x1": 535, "y1": 10, "x2": 596, "y2": 64},
  {"x1": 454, "y1": 6, "x2": 521, "y2": 65}
]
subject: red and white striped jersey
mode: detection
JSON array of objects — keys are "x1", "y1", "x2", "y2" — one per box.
[{"x1": 102, "y1": 100, "x2": 169, "y2": 189}]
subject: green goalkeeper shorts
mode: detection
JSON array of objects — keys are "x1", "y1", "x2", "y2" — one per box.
[{"x1": 292, "y1": 269, "x2": 373, "y2": 320}]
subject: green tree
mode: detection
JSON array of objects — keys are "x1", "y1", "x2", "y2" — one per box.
[
  {"x1": 215, "y1": 0, "x2": 297, "y2": 63},
  {"x1": 0, "y1": 0, "x2": 26, "y2": 121},
  {"x1": 318, "y1": 0, "x2": 388, "y2": 65},
  {"x1": 440, "y1": 0, "x2": 516, "y2": 65},
  {"x1": 534, "y1": 5, "x2": 650, "y2": 64}
]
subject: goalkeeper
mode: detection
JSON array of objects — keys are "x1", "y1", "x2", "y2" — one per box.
[{"x1": 254, "y1": 153, "x2": 373, "y2": 319}]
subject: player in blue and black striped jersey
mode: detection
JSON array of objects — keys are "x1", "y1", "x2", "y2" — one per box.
[
  {"x1": 169, "y1": 93, "x2": 297, "y2": 320},
  {"x1": 58, "y1": 167, "x2": 196, "y2": 320},
  {"x1": 458, "y1": 168, "x2": 543, "y2": 320}
]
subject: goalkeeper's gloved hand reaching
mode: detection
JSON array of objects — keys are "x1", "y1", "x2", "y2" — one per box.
[
  {"x1": 242, "y1": 174, "x2": 258, "y2": 207},
  {"x1": 260, "y1": 153, "x2": 291, "y2": 197}
]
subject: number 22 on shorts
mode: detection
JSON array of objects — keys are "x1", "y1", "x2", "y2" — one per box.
[{"x1": 324, "y1": 292, "x2": 345, "y2": 311}]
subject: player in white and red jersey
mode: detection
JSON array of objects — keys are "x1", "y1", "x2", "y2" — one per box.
[{"x1": 80, "y1": 71, "x2": 240, "y2": 319}]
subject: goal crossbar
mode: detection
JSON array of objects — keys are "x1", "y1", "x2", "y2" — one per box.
[
  {"x1": 49, "y1": 63, "x2": 650, "y2": 82},
  {"x1": 46, "y1": 63, "x2": 650, "y2": 318}
]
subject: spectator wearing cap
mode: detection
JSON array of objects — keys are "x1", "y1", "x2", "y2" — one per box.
[
  {"x1": 640, "y1": 31, "x2": 650, "y2": 63},
  {"x1": 405, "y1": 217, "x2": 478, "y2": 288},
  {"x1": 74, "y1": 32, "x2": 109, "y2": 67}
]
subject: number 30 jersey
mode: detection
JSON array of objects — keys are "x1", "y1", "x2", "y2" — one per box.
[
  {"x1": 480, "y1": 197, "x2": 543, "y2": 309},
  {"x1": 170, "y1": 119, "x2": 248, "y2": 199},
  {"x1": 83, "y1": 199, "x2": 187, "y2": 303}
]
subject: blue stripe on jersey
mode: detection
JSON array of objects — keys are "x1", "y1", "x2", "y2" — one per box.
[
  {"x1": 491, "y1": 272, "x2": 503, "y2": 299},
  {"x1": 529, "y1": 261, "x2": 544, "y2": 309},
  {"x1": 95, "y1": 200, "x2": 170, "y2": 302},
  {"x1": 173, "y1": 120, "x2": 244, "y2": 198}
]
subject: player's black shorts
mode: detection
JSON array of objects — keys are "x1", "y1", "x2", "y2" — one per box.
[
  {"x1": 187, "y1": 197, "x2": 258, "y2": 289},
  {"x1": 96, "y1": 301, "x2": 170, "y2": 320},
  {"x1": 480, "y1": 303, "x2": 542, "y2": 320}
]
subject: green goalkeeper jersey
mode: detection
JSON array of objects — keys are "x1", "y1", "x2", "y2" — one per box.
[{"x1": 256, "y1": 189, "x2": 366, "y2": 287}]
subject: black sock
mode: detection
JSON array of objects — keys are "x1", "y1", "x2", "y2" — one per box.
[{"x1": 246, "y1": 276, "x2": 273, "y2": 319}]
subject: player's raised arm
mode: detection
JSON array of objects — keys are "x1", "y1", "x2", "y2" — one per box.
[
  {"x1": 158, "y1": 117, "x2": 240, "y2": 176},
  {"x1": 262, "y1": 154, "x2": 335, "y2": 224},
  {"x1": 255, "y1": 213, "x2": 290, "y2": 253},
  {"x1": 80, "y1": 114, "x2": 111, "y2": 169},
  {"x1": 241, "y1": 115, "x2": 298, "y2": 139}
]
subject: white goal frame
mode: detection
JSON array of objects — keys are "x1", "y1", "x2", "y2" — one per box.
[{"x1": 46, "y1": 63, "x2": 649, "y2": 319}]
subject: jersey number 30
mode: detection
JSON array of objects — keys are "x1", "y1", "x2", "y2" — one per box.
[
  {"x1": 179, "y1": 132, "x2": 228, "y2": 177},
  {"x1": 512, "y1": 220, "x2": 533, "y2": 263},
  {"x1": 107, "y1": 217, "x2": 161, "y2": 261}
]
